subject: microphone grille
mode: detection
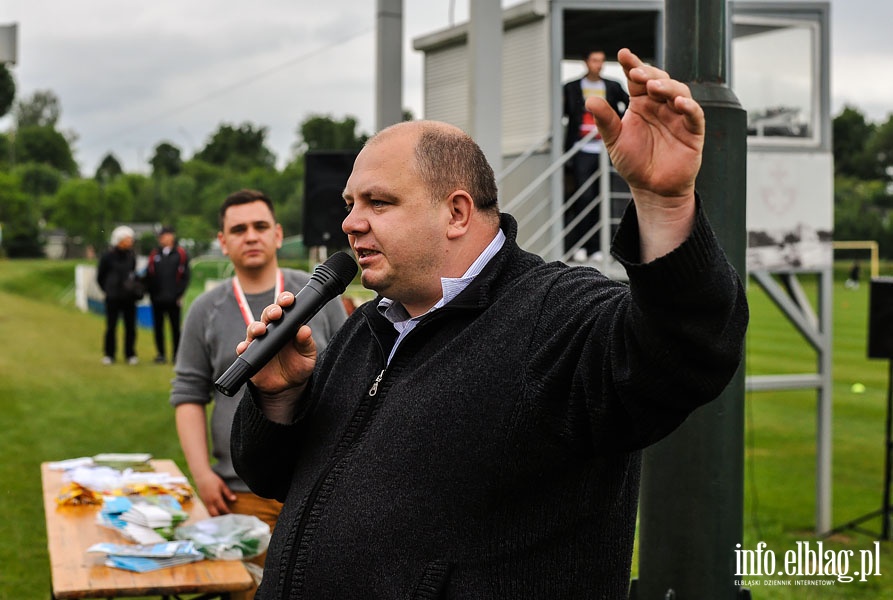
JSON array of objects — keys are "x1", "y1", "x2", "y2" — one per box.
[{"x1": 317, "y1": 251, "x2": 358, "y2": 290}]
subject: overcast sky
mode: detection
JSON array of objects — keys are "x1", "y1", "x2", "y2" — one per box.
[{"x1": 1, "y1": 0, "x2": 890, "y2": 176}]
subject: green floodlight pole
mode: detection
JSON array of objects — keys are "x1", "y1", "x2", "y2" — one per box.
[{"x1": 631, "y1": 0, "x2": 748, "y2": 599}]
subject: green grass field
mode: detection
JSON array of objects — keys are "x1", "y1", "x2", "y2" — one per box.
[
  {"x1": 740, "y1": 270, "x2": 893, "y2": 598},
  {"x1": 1, "y1": 259, "x2": 892, "y2": 598}
]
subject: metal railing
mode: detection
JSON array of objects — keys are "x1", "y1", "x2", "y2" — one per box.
[{"x1": 498, "y1": 130, "x2": 628, "y2": 277}]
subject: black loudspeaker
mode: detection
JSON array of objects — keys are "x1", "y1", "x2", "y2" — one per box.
[
  {"x1": 868, "y1": 277, "x2": 893, "y2": 359},
  {"x1": 303, "y1": 151, "x2": 358, "y2": 248}
]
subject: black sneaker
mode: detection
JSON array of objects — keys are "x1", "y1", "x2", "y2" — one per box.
[{"x1": 154, "y1": 355, "x2": 166, "y2": 364}]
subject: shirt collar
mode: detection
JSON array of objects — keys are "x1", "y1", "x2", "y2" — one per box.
[{"x1": 377, "y1": 228, "x2": 506, "y2": 324}]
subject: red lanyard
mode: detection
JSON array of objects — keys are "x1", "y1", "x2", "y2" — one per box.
[{"x1": 232, "y1": 269, "x2": 284, "y2": 326}]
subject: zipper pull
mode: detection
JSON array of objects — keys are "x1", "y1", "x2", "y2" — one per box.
[{"x1": 368, "y1": 369, "x2": 385, "y2": 397}]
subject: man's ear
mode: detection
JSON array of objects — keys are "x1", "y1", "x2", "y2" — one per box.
[{"x1": 446, "y1": 191, "x2": 473, "y2": 240}]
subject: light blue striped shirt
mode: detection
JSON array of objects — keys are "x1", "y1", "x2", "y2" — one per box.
[{"x1": 377, "y1": 228, "x2": 506, "y2": 365}]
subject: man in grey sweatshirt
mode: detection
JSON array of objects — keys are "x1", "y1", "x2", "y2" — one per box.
[{"x1": 169, "y1": 189, "x2": 347, "y2": 551}]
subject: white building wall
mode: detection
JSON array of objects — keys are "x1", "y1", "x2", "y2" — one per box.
[
  {"x1": 421, "y1": 15, "x2": 550, "y2": 158},
  {"x1": 501, "y1": 18, "x2": 551, "y2": 156},
  {"x1": 423, "y1": 44, "x2": 470, "y2": 132},
  {"x1": 418, "y1": 15, "x2": 553, "y2": 257}
]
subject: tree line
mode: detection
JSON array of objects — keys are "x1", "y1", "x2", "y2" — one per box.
[
  {"x1": 0, "y1": 81, "x2": 375, "y2": 258},
  {"x1": 0, "y1": 65, "x2": 891, "y2": 259},
  {"x1": 833, "y1": 106, "x2": 893, "y2": 257}
]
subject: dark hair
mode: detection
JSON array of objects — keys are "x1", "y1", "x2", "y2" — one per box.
[
  {"x1": 218, "y1": 189, "x2": 276, "y2": 230},
  {"x1": 411, "y1": 123, "x2": 499, "y2": 217},
  {"x1": 583, "y1": 48, "x2": 607, "y2": 61}
]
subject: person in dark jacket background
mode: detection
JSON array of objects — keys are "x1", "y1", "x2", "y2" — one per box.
[
  {"x1": 145, "y1": 226, "x2": 190, "y2": 363},
  {"x1": 96, "y1": 225, "x2": 140, "y2": 365},
  {"x1": 563, "y1": 48, "x2": 630, "y2": 260},
  {"x1": 229, "y1": 49, "x2": 748, "y2": 599}
]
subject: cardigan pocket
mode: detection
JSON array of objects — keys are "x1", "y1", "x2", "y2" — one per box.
[{"x1": 412, "y1": 560, "x2": 453, "y2": 599}]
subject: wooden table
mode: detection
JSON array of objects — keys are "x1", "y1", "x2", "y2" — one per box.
[{"x1": 42, "y1": 460, "x2": 254, "y2": 599}]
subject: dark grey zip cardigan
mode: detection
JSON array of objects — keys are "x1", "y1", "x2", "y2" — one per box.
[{"x1": 232, "y1": 205, "x2": 748, "y2": 599}]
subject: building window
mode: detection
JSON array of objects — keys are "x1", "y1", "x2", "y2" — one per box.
[{"x1": 732, "y1": 17, "x2": 820, "y2": 147}]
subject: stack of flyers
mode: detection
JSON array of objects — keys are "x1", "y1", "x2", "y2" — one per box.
[
  {"x1": 98, "y1": 495, "x2": 188, "y2": 543},
  {"x1": 91, "y1": 453, "x2": 154, "y2": 471},
  {"x1": 87, "y1": 541, "x2": 204, "y2": 572},
  {"x1": 121, "y1": 501, "x2": 188, "y2": 529}
]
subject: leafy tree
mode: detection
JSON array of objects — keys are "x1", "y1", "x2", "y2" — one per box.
[
  {"x1": 866, "y1": 114, "x2": 893, "y2": 185},
  {"x1": 150, "y1": 141, "x2": 183, "y2": 177},
  {"x1": 138, "y1": 172, "x2": 201, "y2": 223},
  {"x1": 0, "y1": 132, "x2": 13, "y2": 169},
  {"x1": 195, "y1": 172, "x2": 255, "y2": 229},
  {"x1": 129, "y1": 177, "x2": 162, "y2": 223},
  {"x1": 14, "y1": 125, "x2": 78, "y2": 175},
  {"x1": 0, "y1": 64, "x2": 14, "y2": 119},
  {"x1": 834, "y1": 176, "x2": 893, "y2": 257},
  {"x1": 13, "y1": 90, "x2": 61, "y2": 128},
  {"x1": 103, "y1": 177, "x2": 136, "y2": 225},
  {"x1": 161, "y1": 173, "x2": 200, "y2": 215},
  {"x1": 0, "y1": 171, "x2": 42, "y2": 257},
  {"x1": 13, "y1": 162, "x2": 62, "y2": 197},
  {"x1": 295, "y1": 114, "x2": 368, "y2": 153},
  {"x1": 262, "y1": 161, "x2": 305, "y2": 235},
  {"x1": 95, "y1": 153, "x2": 123, "y2": 183},
  {"x1": 10, "y1": 163, "x2": 63, "y2": 247},
  {"x1": 50, "y1": 178, "x2": 107, "y2": 250},
  {"x1": 136, "y1": 230, "x2": 158, "y2": 255},
  {"x1": 833, "y1": 106, "x2": 879, "y2": 179},
  {"x1": 195, "y1": 122, "x2": 275, "y2": 171},
  {"x1": 119, "y1": 172, "x2": 151, "y2": 203},
  {"x1": 180, "y1": 159, "x2": 226, "y2": 192},
  {"x1": 174, "y1": 214, "x2": 217, "y2": 255},
  {"x1": 174, "y1": 159, "x2": 234, "y2": 228}
]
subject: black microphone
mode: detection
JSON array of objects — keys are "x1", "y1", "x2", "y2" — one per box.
[{"x1": 214, "y1": 251, "x2": 358, "y2": 397}]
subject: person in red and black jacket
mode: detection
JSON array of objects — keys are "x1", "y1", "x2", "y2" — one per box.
[{"x1": 145, "y1": 226, "x2": 190, "y2": 363}]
